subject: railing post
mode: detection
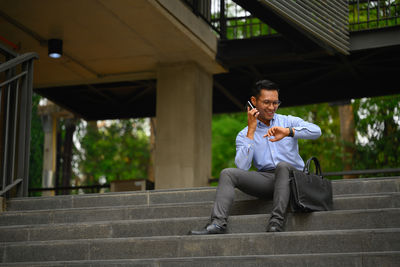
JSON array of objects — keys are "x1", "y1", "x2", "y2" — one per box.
[
  {"x1": 220, "y1": 0, "x2": 227, "y2": 39},
  {"x1": 192, "y1": 0, "x2": 199, "y2": 16},
  {"x1": 17, "y1": 59, "x2": 34, "y2": 197},
  {"x1": 1, "y1": 68, "x2": 16, "y2": 197},
  {"x1": 0, "y1": 50, "x2": 38, "y2": 199},
  {"x1": 16, "y1": 62, "x2": 28, "y2": 197}
]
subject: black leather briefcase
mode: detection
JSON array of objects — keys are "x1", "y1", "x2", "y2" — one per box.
[{"x1": 290, "y1": 157, "x2": 333, "y2": 212}]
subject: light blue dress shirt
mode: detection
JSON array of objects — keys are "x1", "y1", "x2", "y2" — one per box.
[{"x1": 235, "y1": 113, "x2": 321, "y2": 171}]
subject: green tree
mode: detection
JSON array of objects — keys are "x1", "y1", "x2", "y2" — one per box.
[
  {"x1": 211, "y1": 112, "x2": 247, "y2": 178},
  {"x1": 349, "y1": 1, "x2": 400, "y2": 31},
  {"x1": 353, "y1": 94, "x2": 400, "y2": 172},
  {"x1": 279, "y1": 103, "x2": 344, "y2": 174},
  {"x1": 29, "y1": 93, "x2": 44, "y2": 195},
  {"x1": 211, "y1": 103, "x2": 347, "y2": 179},
  {"x1": 75, "y1": 119, "x2": 150, "y2": 186},
  {"x1": 211, "y1": 94, "x2": 400, "y2": 181}
]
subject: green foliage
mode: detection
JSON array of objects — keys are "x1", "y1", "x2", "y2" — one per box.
[
  {"x1": 279, "y1": 103, "x2": 344, "y2": 173},
  {"x1": 353, "y1": 94, "x2": 400, "y2": 171},
  {"x1": 210, "y1": 103, "x2": 345, "y2": 178},
  {"x1": 30, "y1": 93, "x2": 400, "y2": 189},
  {"x1": 29, "y1": 93, "x2": 44, "y2": 195},
  {"x1": 225, "y1": 16, "x2": 274, "y2": 39},
  {"x1": 349, "y1": 1, "x2": 400, "y2": 31},
  {"x1": 75, "y1": 119, "x2": 150, "y2": 185},
  {"x1": 211, "y1": 103, "x2": 344, "y2": 178},
  {"x1": 211, "y1": 112, "x2": 247, "y2": 177},
  {"x1": 220, "y1": 0, "x2": 274, "y2": 39},
  {"x1": 211, "y1": 94, "x2": 400, "y2": 179}
]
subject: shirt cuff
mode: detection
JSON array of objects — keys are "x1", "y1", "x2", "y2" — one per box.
[
  {"x1": 292, "y1": 126, "x2": 304, "y2": 138},
  {"x1": 293, "y1": 126, "x2": 319, "y2": 139},
  {"x1": 244, "y1": 136, "x2": 255, "y2": 147}
]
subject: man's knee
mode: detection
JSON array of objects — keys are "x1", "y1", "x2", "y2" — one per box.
[
  {"x1": 219, "y1": 168, "x2": 240, "y2": 184},
  {"x1": 275, "y1": 162, "x2": 294, "y2": 181},
  {"x1": 276, "y1": 161, "x2": 293, "y2": 171},
  {"x1": 220, "y1": 168, "x2": 235, "y2": 179}
]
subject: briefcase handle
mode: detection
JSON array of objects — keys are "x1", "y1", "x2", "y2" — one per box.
[{"x1": 303, "y1": 156, "x2": 322, "y2": 176}]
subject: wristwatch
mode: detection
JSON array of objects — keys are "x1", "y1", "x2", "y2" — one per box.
[{"x1": 288, "y1": 127, "x2": 294, "y2": 137}]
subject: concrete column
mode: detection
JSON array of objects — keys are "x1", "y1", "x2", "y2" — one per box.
[
  {"x1": 41, "y1": 114, "x2": 57, "y2": 196},
  {"x1": 155, "y1": 62, "x2": 212, "y2": 189}
]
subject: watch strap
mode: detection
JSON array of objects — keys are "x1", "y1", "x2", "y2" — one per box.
[{"x1": 288, "y1": 127, "x2": 294, "y2": 137}]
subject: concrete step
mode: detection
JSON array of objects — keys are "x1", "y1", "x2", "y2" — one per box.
[
  {"x1": 1, "y1": 192, "x2": 399, "y2": 227},
  {"x1": 6, "y1": 177, "x2": 400, "y2": 212},
  {"x1": 1, "y1": 252, "x2": 399, "y2": 267},
  {"x1": 2, "y1": 192, "x2": 399, "y2": 227},
  {"x1": 1, "y1": 177, "x2": 398, "y2": 266},
  {"x1": 0, "y1": 208, "x2": 399, "y2": 242},
  {"x1": 1, "y1": 229, "x2": 399, "y2": 263}
]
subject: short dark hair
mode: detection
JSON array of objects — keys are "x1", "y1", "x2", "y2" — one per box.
[{"x1": 252, "y1": 79, "x2": 279, "y2": 98}]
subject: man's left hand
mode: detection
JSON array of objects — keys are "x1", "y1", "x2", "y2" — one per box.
[{"x1": 263, "y1": 126, "x2": 292, "y2": 142}]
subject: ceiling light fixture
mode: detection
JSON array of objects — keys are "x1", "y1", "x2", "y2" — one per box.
[{"x1": 48, "y1": 38, "x2": 63, "y2": 58}]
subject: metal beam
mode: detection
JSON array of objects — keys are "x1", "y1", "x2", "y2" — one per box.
[
  {"x1": 350, "y1": 26, "x2": 400, "y2": 51},
  {"x1": 217, "y1": 36, "x2": 327, "y2": 68}
]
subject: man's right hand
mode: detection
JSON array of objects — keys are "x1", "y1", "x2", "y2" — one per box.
[{"x1": 246, "y1": 106, "x2": 259, "y2": 140}]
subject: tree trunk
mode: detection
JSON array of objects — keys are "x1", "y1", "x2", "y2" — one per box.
[
  {"x1": 61, "y1": 119, "x2": 76, "y2": 194},
  {"x1": 147, "y1": 118, "x2": 156, "y2": 187},
  {"x1": 338, "y1": 103, "x2": 357, "y2": 179}
]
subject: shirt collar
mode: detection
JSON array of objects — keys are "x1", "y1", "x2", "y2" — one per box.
[{"x1": 257, "y1": 114, "x2": 276, "y2": 128}]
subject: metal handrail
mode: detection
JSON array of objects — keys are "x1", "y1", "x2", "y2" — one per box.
[
  {"x1": 183, "y1": 0, "x2": 400, "y2": 40},
  {"x1": 349, "y1": 0, "x2": 400, "y2": 31},
  {"x1": 0, "y1": 179, "x2": 22, "y2": 196},
  {"x1": 0, "y1": 43, "x2": 18, "y2": 59},
  {"x1": 0, "y1": 52, "x2": 38, "y2": 72},
  {"x1": 0, "y1": 50, "x2": 38, "y2": 198},
  {"x1": 28, "y1": 184, "x2": 111, "y2": 194},
  {"x1": 323, "y1": 168, "x2": 400, "y2": 177}
]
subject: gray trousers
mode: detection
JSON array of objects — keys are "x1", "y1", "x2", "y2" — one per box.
[{"x1": 211, "y1": 162, "x2": 296, "y2": 228}]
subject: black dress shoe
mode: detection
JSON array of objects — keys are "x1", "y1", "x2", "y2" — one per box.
[
  {"x1": 189, "y1": 224, "x2": 226, "y2": 235},
  {"x1": 266, "y1": 221, "x2": 283, "y2": 232}
]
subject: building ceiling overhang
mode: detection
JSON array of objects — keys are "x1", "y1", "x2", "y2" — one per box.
[
  {"x1": 1, "y1": 1, "x2": 399, "y2": 120},
  {"x1": 0, "y1": 0, "x2": 224, "y2": 89}
]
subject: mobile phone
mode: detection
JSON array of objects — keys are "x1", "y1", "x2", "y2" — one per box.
[{"x1": 247, "y1": 100, "x2": 255, "y2": 110}]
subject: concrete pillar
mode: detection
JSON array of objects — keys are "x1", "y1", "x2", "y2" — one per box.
[
  {"x1": 41, "y1": 114, "x2": 57, "y2": 196},
  {"x1": 155, "y1": 62, "x2": 212, "y2": 189}
]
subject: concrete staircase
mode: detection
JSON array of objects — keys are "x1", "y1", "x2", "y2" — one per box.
[{"x1": 0, "y1": 177, "x2": 399, "y2": 266}]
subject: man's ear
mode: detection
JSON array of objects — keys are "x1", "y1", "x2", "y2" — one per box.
[{"x1": 251, "y1": 96, "x2": 256, "y2": 106}]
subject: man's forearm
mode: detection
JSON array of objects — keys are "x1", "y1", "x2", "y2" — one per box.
[
  {"x1": 235, "y1": 134, "x2": 254, "y2": 170},
  {"x1": 235, "y1": 147, "x2": 253, "y2": 170},
  {"x1": 246, "y1": 128, "x2": 255, "y2": 140}
]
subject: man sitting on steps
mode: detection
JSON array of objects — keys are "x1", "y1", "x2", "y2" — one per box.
[{"x1": 189, "y1": 79, "x2": 321, "y2": 234}]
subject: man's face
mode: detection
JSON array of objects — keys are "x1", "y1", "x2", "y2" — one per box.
[{"x1": 252, "y1": 89, "x2": 280, "y2": 121}]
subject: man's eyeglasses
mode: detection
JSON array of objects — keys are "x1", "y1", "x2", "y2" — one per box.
[{"x1": 262, "y1": 100, "x2": 281, "y2": 107}]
